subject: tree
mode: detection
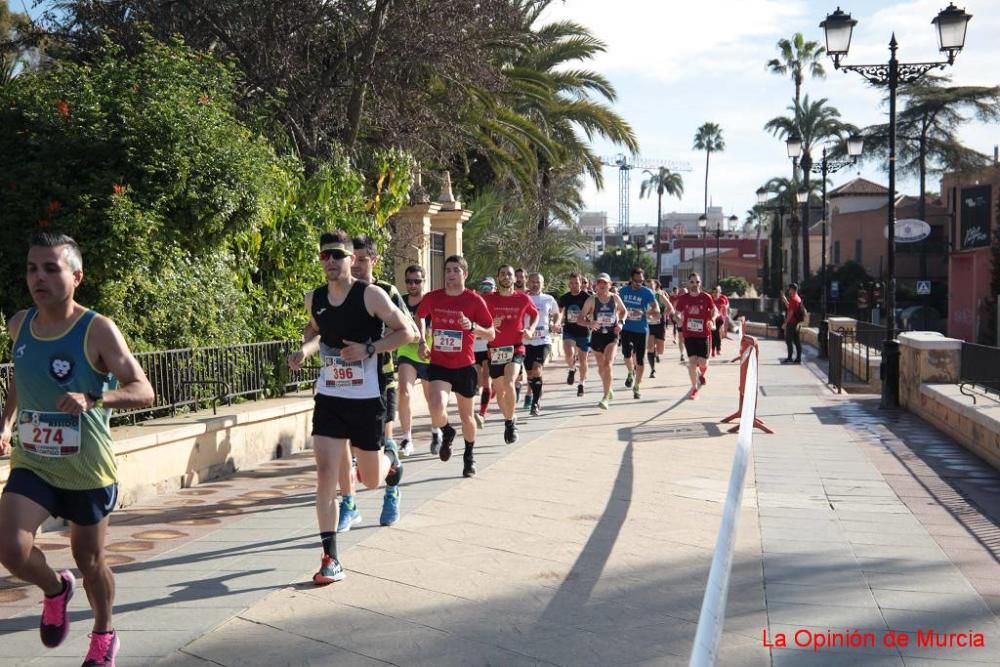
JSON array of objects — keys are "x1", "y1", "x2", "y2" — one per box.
[
  {"x1": 639, "y1": 167, "x2": 684, "y2": 267},
  {"x1": 693, "y1": 122, "x2": 725, "y2": 223},
  {"x1": 0, "y1": 0, "x2": 31, "y2": 84},
  {"x1": 764, "y1": 95, "x2": 857, "y2": 278},
  {"x1": 766, "y1": 32, "x2": 826, "y2": 174},
  {"x1": 719, "y1": 276, "x2": 749, "y2": 297},
  {"x1": 759, "y1": 176, "x2": 823, "y2": 287},
  {"x1": 593, "y1": 248, "x2": 655, "y2": 282}
]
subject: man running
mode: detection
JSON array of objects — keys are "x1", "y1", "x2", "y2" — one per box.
[
  {"x1": 514, "y1": 268, "x2": 527, "y2": 292},
  {"x1": 644, "y1": 279, "x2": 675, "y2": 379},
  {"x1": 710, "y1": 284, "x2": 730, "y2": 357},
  {"x1": 482, "y1": 266, "x2": 537, "y2": 443},
  {"x1": 396, "y1": 264, "x2": 434, "y2": 458},
  {"x1": 416, "y1": 256, "x2": 495, "y2": 477},
  {"x1": 0, "y1": 232, "x2": 155, "y2": 666},
  {"x1": 558, "y1": 272, "x2": 591, "y2": 397},
  {"x1": 672, "y1": 286, "x2": 688, "y2": 361},
  {"x1": 581, "y1": 273, "x2": 626, "y2": 410},
  {"x1": 673, "y1": 272, "x2": 718, "y2": 400},
  {"x1": 524, "y1": 272, "x2": 559, "y2": 416},
  {"x1": 289, "y1": 230, "x2": 417, "y2": 584},
  {"x1": 618, "y1": 267, "x2": 659, "y2": 399},
  {"x1": 474, "y1": 277, "x2": 496, "y2": 428}
]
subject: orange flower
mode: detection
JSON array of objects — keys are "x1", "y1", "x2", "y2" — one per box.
[
  {"x1": 112, "y1": 183, "x2": 125, "y2": 194},
  {"x1": 55, "y1": 99, "x2": 70, "y2": 117},
  {"x1": 48, "y1": 201, "x2": 60, "y2": 215}
]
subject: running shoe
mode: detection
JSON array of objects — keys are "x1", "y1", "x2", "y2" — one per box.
[
  {"x1": 40, "y1": 570, "x2": 74, "y2": 648},
  {"x1": 503, "y1": 419, "x2": 518, "y2": 444},
  {"x1": 698, "y1": 372, "x2": 706, "y2": 387},
  {"x1": 680, "y1": 355, "x2": 686, "y2": 362},
  {"x1": 439, "y1": 424, "x2": 456, "y2": 462},
  {"x1": 577, "y1": 383, "x2": 584, "y2": 397},
  {"x1": 624, "y1": 372, "x2": 634, "y2": 388},
  {"x1": 523, "y1": 393, "x2": 532, "y2": 410},
  {"x1": 598, "y1": 397, "x2": 609, "y2": 410},
  {"x1": 430, "y1": 431, "x2": 441, "y2": 456},
  {"x1": 529, "y1": 404, "x2": 539, "y2": 417},
  {"x1": 82, "y1": 630, "x2": 119, "y2": 667},
  {"x1": 608, "y1": 389, "x2": 615, "y2": 401},
  {"x1": 474, "y1": 412, "x2": 485, "y2": 429},
  {"x1": 649, "y1": 369, "x2": 656, "y2": 379},
  {"x1": 400, "y1": 438, "x2": 414, "y2": 458},
  {"x1": 633, "y1": 387, "x2": 641, "y2": 400},
  {"x1": 337, "y1": 498, "x2": 361, "y2": 533},
  {"x1": 313, "y1": 554, "x2": 345, "y2": 585},
  {"x1": 689, "y1": 387, "x2": 700, "y2": 400},
  {"x1": 380, "y1": 486, "x2": 400, "y2": 526},
  {"x1": 384, "y1": 440, "x2": 403, "y2": 486},
  {"x1": 462, "y1": 452, "x2": 477, "y2": 478},
  {"x1": 567, "y1": 369, "x2": 575, "y2": 386},
  {"x1": 655, "y1": 354, "x2": 661, "y2": 363}
]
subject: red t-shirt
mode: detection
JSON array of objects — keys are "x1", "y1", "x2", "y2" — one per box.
[
  {"x1": 416, "y1": 288, "x2": 493, "y2": 368},
  {"x1": 674, "y1": 291, "x2": 717, "y2": 339},
  {"x1": 483, "y1": 291, "x2": 537, "y2": 352},
  {"x1": 712, "y1": 293, "x2": 730, "y2": 320},
  {"x1": 785, "y1": 294, "x2": 802, "y2": 325}
]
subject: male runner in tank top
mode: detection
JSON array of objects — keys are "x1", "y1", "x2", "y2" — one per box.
[
  {"x1": 288, "y1": 230, "x2": 417, "y2": 584},
  {"x1": 473, "y1": 277, "x2": 496, "y2": 429},
  {"x1": 644, "y1": 279, "x2": 675, "y2": 379},
  {"x1": 0, "y1": 232, "x2": 155, "y2": 667},
  {"x1": 482, "y1": 266, "x2": 538, "y2": 445},
  {"x1": 673, "y1": 272, "x2": 718, "y2": 400},
  {"x1": 580, "y1": 273, "x2": 627, "y2": 410},
  {"x1": 416, "y1": 255, "x2": 495, "y2": 477},
  {"x1": 396, "y1": 265, "x2": 433, "y2": 459},
  {"x1": 524, "y1": 272, "x2": 559, "y2": 416},
  {"x1": 557, "y1": 272, "x2": 592, "y2": 398},
  {"x1": 618, "y1": 268, "x2": 659, "y2": 399}
]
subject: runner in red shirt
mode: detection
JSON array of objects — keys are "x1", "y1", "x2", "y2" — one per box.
[
  {"x1": 671, "y1": 286, "x2": 688, "y2": 362},
  {"x1": 416, "y1": 256, "x2": 495, "y2": 476},
  {"x1": 673, "y1": 272, "x2": 718, "y2": 399},
  {"x1": 710, "y1": 285, "x2": 730, "y2": 357},
  {"x1": 482, "y1": 265, "x2": 538, "y2": 445}
]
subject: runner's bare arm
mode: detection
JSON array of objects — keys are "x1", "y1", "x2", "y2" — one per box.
[
  {"x1": 342, "y1": 285, "x2": 418, "y2": 360},
  {"x1": 0, "y1": 311, "x2": 26, "y2": 454},
  {"x1": 290, "y1": 292, "x2": 321, "y2": 370},
  {"x1": 69, "y1": 315, "x2": 155, "y2": 414},
  {"x1": 581, "y1": 297, "x2": 595, "y2": 328}
]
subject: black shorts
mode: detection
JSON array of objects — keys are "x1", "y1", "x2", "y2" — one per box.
[
  {"x1": 428, "y1": 364, "x2": 479, "y2": 398},
  {"x1": 684, "y1": 337, "x2": 710, "y2": 360},
  {"x1": 620, "y1": 330, "x2": 647, "y2": 364},
  {"x1": 312, "y1": 394, "x2": 385, "y2": 451},
  {"x1": 524, "y1": 344, "x2": 550, "y2": 371},
  {"x1": 590, "y1": 331, "x2": 618, "y2": 354},
  {"x1": 649, "y1": 323, "x2": 666, "y2": 341},
  {"x1": 488, "y1": 352, "x2": 525, "y2": 379},
  {"x1": 474, "y1": 350, "x2": 489, "y2": 366},
  {"x1": 3, "y1": 468, "x2": 117, "y2": 526},
  {"x1": 397, "y1": 356, "x2": 430, "y2": 381}
]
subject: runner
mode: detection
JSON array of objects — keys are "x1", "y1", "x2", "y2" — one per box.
[
  {"x1": 673, "y1": 272, "x2": 718, "y2": 400},
  {"x1": 617, "y1": 267, "x2": 659, "y2": 399},
  {"x1": 710, "y1": 284, "x2": 730, "y2": 357},
  {"x1": 644, "y1": 279, "x2": 675, "y2": 379},
  {"x1": 482, "y1": 266, "x2": 538, "y2": 443},
  {"x1": 580, "y1": 273, "x2": 626, "y2": 410},
  {"x1": 524, "y1": 272, "x2": 559, "y2": 416},
  {"x1": 0, "y1": 232, "x2": 155, "y2": 666},
  {"x1": 474, "y1": 277, "x2": 496, "y2": 428},
  {"x1": 396, "y1": 264, "x2": 434, "y2": 458},
  {"x1": 514, "y1": 268, "x2": 527, "y2": 292},
  {"x1": 673, "y1": 286, "x2": 688, "y2": 361},
  {"x1": 558, "y1": 272, "x2": 591, "y2": 397},
  {"x1": 416, "y1": 255, "x2": 495, "y2": 477},
  {"x1": 288, "y1": 230, "x2": 417, "y2": 583}
]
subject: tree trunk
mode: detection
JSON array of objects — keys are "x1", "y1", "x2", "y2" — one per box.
[
  {"x1": 789, "y1": 218, "x2": 800, "y2": 284},
  {"x1": 343, "y1": 0, "x2": 394, "y2": 150},
  {"x1": 801, "y1": 156, "x2": 811, "y2": 279},
  {"x1": 703, "y1": 150, "x2": 710, "y2": 219}
]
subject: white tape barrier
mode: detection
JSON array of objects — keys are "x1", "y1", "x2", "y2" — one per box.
[{"x1": 689, "y1": 350, "x2": 759, "y2": 667}]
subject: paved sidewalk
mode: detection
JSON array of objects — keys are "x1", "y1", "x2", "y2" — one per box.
[{"x1": 1, "y1": 338, "x2": 998, "y2": 666}]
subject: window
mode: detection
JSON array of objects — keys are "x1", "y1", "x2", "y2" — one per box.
[
  {"x1": 430, "y1": 233, "x2": 445, "y2": 290},
  {"x1": 854, "y1": 239, "x2": 862, "y2": 263},
  {"x1": 833, "y1": 240, "x2": 841, "y2": 265}
]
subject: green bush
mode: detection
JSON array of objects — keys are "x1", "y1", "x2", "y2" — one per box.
[{"x1": 718, "y1": 276, "x2": 749, "y2": 296}]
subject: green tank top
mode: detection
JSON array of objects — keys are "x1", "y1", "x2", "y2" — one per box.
[{"x1": 11, "y1": 308, "x2": 119, "y2": 490}]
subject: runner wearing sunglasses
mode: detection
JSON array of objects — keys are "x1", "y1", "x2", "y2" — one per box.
[{"x1": 672, "y1": 272, "x2": 718, "y2": 400}]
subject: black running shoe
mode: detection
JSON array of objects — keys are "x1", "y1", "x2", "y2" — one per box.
[
  {"x1": 566, "y1": 369, "x2": 575, "y2": 385},
  {"x1": 503, "y1": 419, "x2": 518, "y2": 444},
  {"x1": 624, "y1": 372, "x2": 634, "y2": 388},
  {"x1": 462, "y1": 452, "x2": 477, "y2": 477},
  {"x1": 649, "y1": 369, "x2": 656, "y2": 379},
  {"x1": 577, "y1": 383, "x2": 584, "y2": 397},
  {"x1": 529, "y1": 404, "x2": 539, "y2": 417},
  {"x1": 439, "y1": 424, "x2": 456, "y2": 462}
]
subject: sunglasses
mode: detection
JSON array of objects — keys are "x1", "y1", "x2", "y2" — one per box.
[
  {"x1": 405, "y1": 278, "x2": 424, "y2": 285},
  {"x1": 320, "y1": 250, "x2": 348, "y2": 261},
  {"x1": 689, "y1": 280, "x2": 701, "y2": 284}
]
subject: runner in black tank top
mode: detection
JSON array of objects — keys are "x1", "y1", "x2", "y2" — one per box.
[
  {"x1": 288, "y1": 230, "x2": 417, "y2": 586},
  {"x1": 580, "y1": 273, "x2": 626, "y2": 411}
]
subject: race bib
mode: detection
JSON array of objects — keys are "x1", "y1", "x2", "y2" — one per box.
[
  {"x1": 433, "y1": 329, "x2": 463, "y2": 353},
  {"x1": 322, "y1": 354, "x2": 366, "y2": 388},
  {"x1": 531, "y1": 327, "x2": 547, "y2": 343},
  {"x1": 627, "y1": 308, "x2": 644, "y2": 321},
  {"x1": 687, "y1": 319, "x2": 705, "y2": 333},
  {"x1": 566, "y1": 308, "x2": 580, "y2": 324},
  {"x1": 17, "y1": 411, "x2": 81, "y2": 457},
  {"x1": 489, "y1": 345, "x2": 515, "y2": 365},
  {"x1": 596, "y1": 312, "x2": 615, "y2": 326}
]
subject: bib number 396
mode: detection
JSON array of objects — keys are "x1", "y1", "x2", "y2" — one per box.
[
  {"x1": 322, "y1": 355, "x2": 365, "y2": 388},
  {"x1": 17, "y1": 411, "x2": 81, "y2": 457}
]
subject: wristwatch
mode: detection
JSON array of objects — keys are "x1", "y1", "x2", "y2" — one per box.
[
  {"x1": 86, "y1": 392, "x2": 104, "y2": 409},
  {"x1": 366, "y1": 343, "x2": 377, "y2": 358}
]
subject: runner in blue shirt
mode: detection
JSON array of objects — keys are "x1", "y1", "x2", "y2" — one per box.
[{"x1": 617, "y1": 267, "x2": 659, "y2": 399}]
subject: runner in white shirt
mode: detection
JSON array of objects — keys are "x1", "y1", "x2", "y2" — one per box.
[{"x1": 525, "y1": 273, "x2": 560, "y2": 416}]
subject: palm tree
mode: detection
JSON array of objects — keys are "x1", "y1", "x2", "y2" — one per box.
[
  {"x1": 764, "y1": 96, "x2": 857, "y2": 278},
  {"x1": 639, "y1": 166, "x2": 684, "y2": 271},
  {"x1": 693, "y1": 121, "x2": 725, "y2": 222},
  {"x1": 761, "y1": 176, "x2": 823, "y2": 285},
  {"x1": 767, "y1": 33, "x2": 826, "y2": 175}
]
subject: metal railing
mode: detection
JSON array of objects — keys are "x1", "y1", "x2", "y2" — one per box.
[
  {"x1": 828, "y1": 331, "x2": 844, "y2": 393},
  {"x1": 855, "y1": 321, "x2": 888, "y2": 350},
  {"x1": 0, "y1": 341, "x2": 320, "y2": 426},
  {"x1": 959, "y1": 342, "x2": 1000, "y2": 404}
]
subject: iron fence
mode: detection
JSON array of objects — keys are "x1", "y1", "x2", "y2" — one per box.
[
  {"x1": 855, "y1": 321, "x2": 888, "y2": 350},
  {"x1": 828, "y1": 331, "x2": 844, "y2": 393},
  {"x1": 959, "y1": 342, "x2": 1000, "y2": 404}
]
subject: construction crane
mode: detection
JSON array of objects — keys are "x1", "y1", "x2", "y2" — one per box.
[{"x1": 600, "y1": 155, "x2": 693, "y2": 234}]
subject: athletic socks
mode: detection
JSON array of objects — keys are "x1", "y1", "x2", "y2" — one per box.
[
  {"x1": 320, "y1": 531, "x2": 338, "y2": 560},
  {"x1": 529, "y1": 377, "x2": 543, "y2": 406},
  {"x1": 464, "y1": 440, "x2": 474, "y2": 458},
  {"x1": 647, "y1": 352, "x2": 656, "y2": 372},
  {"x1": 480, "y1": 387, "x2": 490, "y2": 415},
  {"x1": 431, "y1": 426, "x2": 442, "y2": 437}
]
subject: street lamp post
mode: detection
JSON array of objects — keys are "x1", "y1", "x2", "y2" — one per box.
[
  {"x1": 756, "y1": 187, "x2": 786, "y2": 298},
  {"x1": 698, "y1": 214, "x2": 708, "y2": 280},
  {"x1": 821, "y1": 3, "x2": 971, "y2": 409}
]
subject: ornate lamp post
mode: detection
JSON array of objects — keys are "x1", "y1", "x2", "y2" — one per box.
[
  {"x1": 821, "y1": 3, "x2": 971, "y2": 408},
  {"x1": 698, "y1": 214, "x2": 708, "y2": 279}
]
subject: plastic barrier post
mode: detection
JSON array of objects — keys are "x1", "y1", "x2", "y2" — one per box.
[{"x1": 720, "y1": 328, "x2": 772, "y2": 434}]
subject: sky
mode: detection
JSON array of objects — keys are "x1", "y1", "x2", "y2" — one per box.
[{"x1": 541, "y1": 0, "x2": 1000, "y2": 230}]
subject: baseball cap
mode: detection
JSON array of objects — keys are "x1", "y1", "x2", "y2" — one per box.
[
  {"x1": 596, "y1": 273, "x2": 612, "y2": 284},
  {"x1": 480, "y1": 277, "x2": 496, "y2": 288}
]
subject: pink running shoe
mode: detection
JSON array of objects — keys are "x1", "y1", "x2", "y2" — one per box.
[
  {"x1": 689, "y1": 388, "x2": 700, "y2": 400},
  {"x1": 40, "y1": 569, "x2": 75, "y2": 648},
  {"x1": 83, "y1": 630, "x2": 120, "y2": 666}
]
